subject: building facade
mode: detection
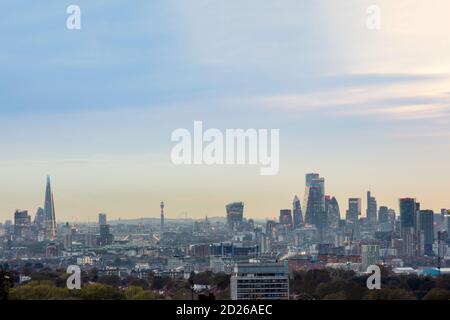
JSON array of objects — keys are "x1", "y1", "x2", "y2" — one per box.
[{"x1": 230, "y1": 261, "x2": 289, "y2": 300}]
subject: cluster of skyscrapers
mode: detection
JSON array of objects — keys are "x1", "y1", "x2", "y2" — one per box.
[
  {"x1": 10, "y1": 176, "x2": 57, "y2": 243},
  {"x1": 2, "y1": 173, "x2": 450, "y2": 300}
]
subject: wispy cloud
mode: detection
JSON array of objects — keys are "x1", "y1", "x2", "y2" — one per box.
[{"x1": 252, "y1": 73, "x2": 450, "y2": 121}]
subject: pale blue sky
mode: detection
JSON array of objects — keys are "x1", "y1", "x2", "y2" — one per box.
[{"x1": 1, "y1": 1, "x2": 449, "y2": 221}]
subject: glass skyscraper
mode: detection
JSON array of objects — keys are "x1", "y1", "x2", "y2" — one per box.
[{"x1": 44, "y1": 176, "x2": 56, "y2": 241}]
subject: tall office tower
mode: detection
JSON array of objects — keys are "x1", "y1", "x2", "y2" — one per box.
[
  {"x1": 378, "y1": 206, "x2": 389, "y2": 224},
  {"x1": 279, "y1": 209, "x2": 293, "y2": 228},
  {"x1": 98, "y1": 213, "x2": 107, "y2": 226},
  {"x1": 305, "y1": 173, "x2": 320, "y2": 187},
  {"x1": 388, "y1": 209, "x2": 396, "y2": 228},
  {"x1": 444, "y1": 209, "x2": 450, "y2": 236},
  {"x1": 400, "y1": 198, "x2": 417, "y2": 232},
  {"x1": 366, "y1": 191, "x2": 378, "y2": 225},
  {"x1": 303, "y1": 186, "x2": 323, "y2": 227},
  {"x1": 418, "y1": 210, "x2": 434, "y2": 255},
  {"x1": 361, "y1": 244, "x2": 380, "y2": 270},
  {"x1": 99, "y1": 224, "x2": 113, "y2": 246},
  {"x1": 14, "y1": 210, "x2": 32, "y2": 241},
  {"x1": 326, "y1": 196, "x2": 341, "y2": 228},
  {"x1": 34, "y1": 207, "x2": 45, "y2": 228},
  {"x1": 4, "y1": 220, "x2": 13, "y2": 240},
  {"x1": 305, "y1": 173, "x2": 325, "y2": 210},
  {"x1": 303, "y1": 173, "x2": 326, "y2": 232},
  {"x1": 346, "y1": 198, "x2": 361, "y2": 223},
  {"x1": 226, "y1": 202, "x2": 244, "y2": 231},
  {"x1": 160, "y1": 201, "x2": 165, "y2": 231},
  {"x1": 33, "y1": 207, "x2": 46, "y2": 242},
  {"x1": 260, "y1": 233, "x2": 272, "y2": 254},
  {"x1": 44, "y1": 176, "x2": 57, "y2": 240},
  {"x1": 399, "y1": 198, "x2": 417, "y2": 257},
  {"x1": 230, "y1": 261, "x2": 289, "y2": 300},
  {"x1": 292, "y1": 195, "x2": 303, "y2": 229}
]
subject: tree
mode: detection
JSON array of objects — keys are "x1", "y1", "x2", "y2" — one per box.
[
  {"x1": 9, "y1": 281, "x2": 70, "y2": 300},
  {"x1": 436, "y1": 275, "x2": 450, "y2": 290},
  {"x1": 343, "y1": 281, "x2": 367, "y2": 300},
  {"x1": 192, "y1": 271, "x2": 213, "y2": 285},
  {"x1": 0, "y1": 269, "x2": 13, "y2": 300},
  {"x1": 423, "y1": 288, "x2": 450, "y2": 300},
  {"x1": 125, "y1": 286, "x2": 144, "y2": 300},
  {"x1": 30, "y1": 269, "x2": 63, "y2": 283},
  {"x1": 211, "y1": 273, "x2": 230, "y2": 290},
  {"x1": 126, "y1": 277, "x2": 149, "y2": 289},
  {"x1": 124, "y1": 285, "x2": 158, "y2": 300},
  {"x1": 290, "y1": 270, "x2": 332, "y2": 296},
  {"x1": 314, "y1": 280, "x2": 347, "y2": 299},
  {"x1": 132, "y1": 290, "x2": 158, "y2": 300},
  {"x1": 75, "y1": 283, "x2": 124, "y2": 300},
  {"x1": 323, "y1": 291, "x2": 346, "y2": 300},
  {"x1": 97, "y1": 275, "x2": 122, "y2": 287},
  {"x1": 151, "y1": 276, "x2": 173, "y2": 290},
  {"x1": 364, "y1": 288, "x2": 416, "y2": 300}
]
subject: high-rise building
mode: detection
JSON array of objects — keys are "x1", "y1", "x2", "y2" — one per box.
[
  {"x1": 97, "y1": 213, "x2": 113, "y2": 246},
  {"x1": 399, "y1": 198, "x2": 418, "y2": 257},
  {"x1": 226, "y1": 202, "x2": 244, "y2": 231},
  {"x1": 292, "y1": 195, "x2": 303, "y2": 229},
  {"x1": 279, "y1": 209, "x2": 293, "y2": 228},
  {"x1": 14, "y1": 210, "x2": 32, "y2": 241},
  {"x1": 305, "y1": 173, "x2": 320, "y2": 187},
  {"x1": 44, "y1": 176, "x2": 57, "y2": 240},
  {"x1": 303, "y1": 173, "x2": 326, "y2": 235},
  {"x1": 34, "y1": 207, "x2": 45, "y2": 228},
  {"x1": 98, "y1": 213, "x2": 107, "y2": 226},
  {"x1": 418, "y1": 210, "x2": 434, "y2": 255},
  {"x1": 99, "y1": 224, "x2": 113, "y2": 246},
  {"x1": 444, "y1": 209, "x2": 450, "y2": 236},
  {"x1": 266, "y1": 220, "x2": 277, "y2": 239},
  {"x1": 361, "y1": 244, "x2": 380, "y2": 270},
  {"x1": 303, "y1": 186, "x2": 323, "y2": 227},
  {"x1": 3, "y1": 220, "x2": 13, "y2": 240},
  {"x1": 160, "y1": 201, "x2": 165, "y2": 231},
  {"x1": 305, "y1": 173, "x2": 325, "y2": 210},
  {"x1": 378, "y1": 206, "x2": 389, "y2": 224},
  {"x1": 326, "y1": 196, "x2": 340, "y2": 229},
  {"x1": 260, "y1": 234, "x2": 272, "y2": 253},
  {"x1": 366, "y1": 191, "x2": 377, "y2": 225},
  {"x1": 400, "y1": 198, "x2": 417, "y2": 231},
  {"x1": 346, "y1": 198, "x2": 361, "y2": 223},
  {"x1": 230, "y1": 261, "x2": 289, "y2": 300}
]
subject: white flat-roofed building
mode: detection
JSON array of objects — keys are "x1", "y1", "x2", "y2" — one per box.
[{"x1": 230, "y1": 261, "x2": 289, "y2": 300}]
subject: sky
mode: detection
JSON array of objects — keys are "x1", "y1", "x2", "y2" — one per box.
[{"x1": 0, "y1": 0, "x2": 450, "y2": 222}]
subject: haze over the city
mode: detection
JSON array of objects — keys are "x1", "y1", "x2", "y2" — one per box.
[{"x1": 1, "y1": 0, "x2": 450, "y2": 221}]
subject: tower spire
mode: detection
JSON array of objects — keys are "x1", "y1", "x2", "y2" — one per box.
[{"x1": 44, "y1": 175, "x2": 56, "y2": 240}]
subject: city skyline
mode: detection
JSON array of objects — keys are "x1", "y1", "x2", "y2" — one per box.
[
  {"x1": 0, "y1": 173, "x2": 445, "y2": 224},
  {"x1": 1, "y1": 1, "x2": 450, "y2": 220}
]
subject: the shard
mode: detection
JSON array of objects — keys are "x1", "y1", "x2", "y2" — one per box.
[{"x1": 44, "y1": 175, "x2": 56, "y2": 240}]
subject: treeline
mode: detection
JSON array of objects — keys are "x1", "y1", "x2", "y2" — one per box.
[
  {"x1": 290, "y1": 268, "x2": 450, "y2": 300},
  {"x1": 3, "y1": 266, "x2": 450, "y2": 300},
  {"x1": 0, "y1": 267, "x2": 230, "y2": 300}
]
